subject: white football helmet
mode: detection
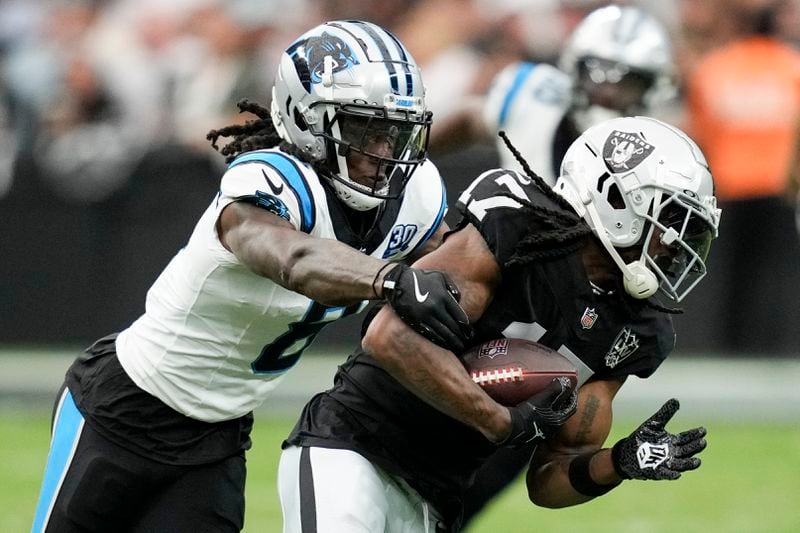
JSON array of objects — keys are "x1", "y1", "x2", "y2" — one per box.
[
  {"x1": 553, "y1": 116, "x2": 721, "y2": 303},
  {"x1": 271, "y1": 20, "x2": 431, "y2": 211},
  {"x1": 559, "y1": 5, "x2": 675, "y2": 131}
]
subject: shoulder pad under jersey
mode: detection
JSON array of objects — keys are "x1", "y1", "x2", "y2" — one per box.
[{"x1": 220, "y1": 149, "x2": 320, "y2": 233}]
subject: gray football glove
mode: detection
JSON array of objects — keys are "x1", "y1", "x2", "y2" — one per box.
[
  {"x1": 500, "y1": 377, "x2": 577, "y2": 448},
  {"x1": 612, "y1": 399, "x2": 707, "y2": 480}
]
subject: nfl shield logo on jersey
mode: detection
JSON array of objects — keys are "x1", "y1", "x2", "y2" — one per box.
[
  {"x1": 580, "y1": 307, "x2": 598, "y2": 330},
  {"x1": 604, "y1": 327, "x2": 640, "y2": 368}
]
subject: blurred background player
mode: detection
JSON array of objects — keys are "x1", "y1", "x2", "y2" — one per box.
[
  {"x1": 31, "y1": 19, "x2": 471, "y2": 533},
  {"x1": 430, "y1": 4, "x2": 677, "y2": 184},
  {"x1": 278, "y1": 116, "x2": 720, "y2": 532}
]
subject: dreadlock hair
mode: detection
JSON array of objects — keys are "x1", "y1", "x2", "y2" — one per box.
[
  {"x1": 497, "y1": 131, "x2": 593, "y2": 268},
  {"x1": 496, "y1": 132, "x2": 683, "y2": 315},
  {"x1": 207, "y1": 99, "x2": 322, "y2": 168}
]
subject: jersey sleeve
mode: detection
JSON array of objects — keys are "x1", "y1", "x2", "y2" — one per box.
[
  {"x1": 216, "y1": 150, "x2": 317, "y2": 233},
  {"x1": 483, "y1": 62, "x2": 533, "y2": 133},
  {"x1": 483, "y1": 61, "x2": 571, "y2": 133}
]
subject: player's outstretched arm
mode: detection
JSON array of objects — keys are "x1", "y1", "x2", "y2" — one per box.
[
  {"x1": 219, "y1": 201, "x2": 470, "y2": 348},
  {"x1": 527, "y1": 380, "x2": 707, "y2": 508}
]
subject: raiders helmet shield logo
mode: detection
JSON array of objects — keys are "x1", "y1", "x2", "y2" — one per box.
[
  {"x1": 604, "y1": 327, "x2": 640, "y2": 368},
  {"x1": 603, "y1": 130, "x2": 655, "y2": 173},
  {"x1": 478, "y1": 338, "x2": 510, "y2": 359}
]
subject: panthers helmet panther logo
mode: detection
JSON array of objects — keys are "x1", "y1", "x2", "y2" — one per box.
[{"x1": 304, "y1": 32, "x2": 360, "y2": 84}]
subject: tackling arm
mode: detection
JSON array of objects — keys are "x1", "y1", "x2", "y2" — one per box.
[
  {"x1": 219, "y1": 201, "x2": 471, "y2": 348},
  {"x1": 218, "y1": 201, "x2": 388, "y2": 306}
]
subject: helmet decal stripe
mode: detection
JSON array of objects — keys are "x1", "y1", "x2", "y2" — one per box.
[
  {"x1": 229, "y1": 152, "x2": 316, "y2": 233},
  {"x1": 382, "y1": 28, "x2": 415, "y2": 96},
  {"x1": 346, "y1": 20, "x2": 402, "y2": 95}
]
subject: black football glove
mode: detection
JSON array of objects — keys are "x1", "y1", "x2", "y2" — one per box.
[
  {"x1": 382, "y1": 264, "x2": 472, "y2": 352},
  {"x1": 499, "y1": 377, "x2": 578, "y2": 448},
  {"x1": 612, "y1": 399, "x2": 707, "y2": 481}
]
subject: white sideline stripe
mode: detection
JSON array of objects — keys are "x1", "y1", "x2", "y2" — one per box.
[{"x1": 1, "y1": 350, "x2": 799, "y2": 421}]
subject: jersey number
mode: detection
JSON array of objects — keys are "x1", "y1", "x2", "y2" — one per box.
[
  {"x1": 384, "y1": 224, "x2": 418, "y2": 258},
  {"x1": 251, "y1": 301, "x2": 364, "y2": 374},
  {"x1": 463, "y1": 172, "x2": 532, "y2": 221}
]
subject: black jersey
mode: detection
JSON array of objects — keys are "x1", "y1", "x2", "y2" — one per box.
[{"x1": 285, "y1": 169, "x2": 675, "y2": 527}]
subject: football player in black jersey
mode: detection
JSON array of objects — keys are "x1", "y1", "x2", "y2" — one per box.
[{"x1": 278, "y1": 116, "x2": 721, "y2": 532}]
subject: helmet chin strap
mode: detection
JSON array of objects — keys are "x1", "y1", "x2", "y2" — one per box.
[{"x1": 576, "y1": 178, "x2": 659, "y2": 299}]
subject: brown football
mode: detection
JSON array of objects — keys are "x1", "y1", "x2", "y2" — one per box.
[{"x1": 460, "y1": 338, "x2": 578, "y2": 406}]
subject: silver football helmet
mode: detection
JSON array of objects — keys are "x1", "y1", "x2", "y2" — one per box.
[
  {"x1": 271, "y1": 20, "x2": 431, "y2": 211},
  {"x1": 559, "y1": 5, "x2": 675, "y2": 131},
  {"x1": 553, "y1": 116, "x2": 721, "y2": 302}
]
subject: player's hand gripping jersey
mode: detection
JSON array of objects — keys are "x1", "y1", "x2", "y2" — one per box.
[
  {"x1": 285, "y1": 169, "x2": 674, "y2": 525},
  {"x1": 116, "y1": 149, "x2": 446, "y2": 422}
]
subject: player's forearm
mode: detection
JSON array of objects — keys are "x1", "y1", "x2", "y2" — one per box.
[
  {"x1": 363, "y1": 310, "x2": 511, "y2": 443},
  {"x1": 275, "y1": 237, "x2": 389, "y2": 305},
  {"x1": 221, "y1": 202, "x2": 390, "y2": 305},
  {"x1": 235, "y1": 225, "x2": 390, "y2": 306},
  {"x1": 527, "y1": 448, "x2": 622, "y2": 508}
]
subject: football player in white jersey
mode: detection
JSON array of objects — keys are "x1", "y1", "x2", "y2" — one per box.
[
  {"x1": 434, "y1": 5, "x2": 675, "y2": 185},
  {"x1": 32, "y1": 20, "x2": 471, "y2": 532}
]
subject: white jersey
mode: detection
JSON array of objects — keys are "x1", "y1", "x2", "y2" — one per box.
[
  {"x1": 117, "y1": 149, "x2": 447, "y2": 422},
  {"x1": 483, "y1": 62, "x2": 572, "y2": 185}
]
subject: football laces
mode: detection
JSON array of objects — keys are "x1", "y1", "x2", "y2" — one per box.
[{"x1": 471, "y1": 367, "x2": 524, "y2": 386}]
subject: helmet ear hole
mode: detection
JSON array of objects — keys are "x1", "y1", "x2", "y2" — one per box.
[
  {"x1": 293, "y1": 108, "x2": 308, "y2": 132},
  {"x1": 606, "y1": 182, "x2": 625, "y2": 209}
]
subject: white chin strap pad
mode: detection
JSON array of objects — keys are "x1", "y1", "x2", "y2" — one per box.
[{"x1": 622, "y1": 260, "x2": 659, "y2": 299}]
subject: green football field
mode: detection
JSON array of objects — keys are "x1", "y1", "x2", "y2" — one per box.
[{"x1": 4, "y1": 412, "x2": 799, "y2": 533}]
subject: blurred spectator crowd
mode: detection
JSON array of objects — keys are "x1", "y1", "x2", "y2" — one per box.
[{"x1": 2, "y1": 0, "x2": 800, "y2": 354}]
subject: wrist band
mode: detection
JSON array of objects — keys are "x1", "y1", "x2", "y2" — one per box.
[
  {"x1": 568, "y1": 452, "x2": 622, "y2": 497},
  {"x1": 372, "y1": 262, "x2": 395, "y2": 299},
  {"x1": 611, "y1": 439, "x2": 632, "y2": 479}
]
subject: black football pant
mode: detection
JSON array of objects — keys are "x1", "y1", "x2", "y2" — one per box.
[
  {"x1": 460, "y1": 443, "x2": 535, "y2": 528},
  {"x1": 32, "y1": 387, "x2": 246, "y2": 533}
]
